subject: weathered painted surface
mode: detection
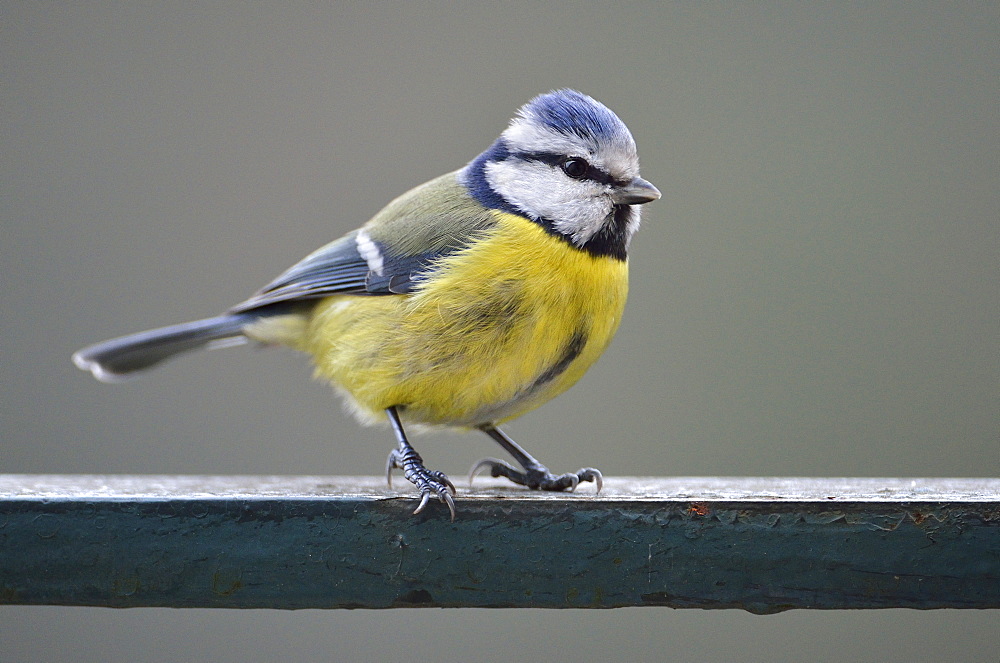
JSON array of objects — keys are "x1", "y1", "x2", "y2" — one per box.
[{"x1": 1, "y1": 476, "x2": 998, "y2": 612}]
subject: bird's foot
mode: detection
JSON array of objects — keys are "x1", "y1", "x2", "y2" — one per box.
[
  {"x1": 386, "y1": 447, "x2": 457, "y2": 520},
  {"x1": 469, "y1": 458, "x2": 603, "y2": 493}
]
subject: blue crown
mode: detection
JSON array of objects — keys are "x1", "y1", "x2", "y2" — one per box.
[{"x1": 520, "y1": 89, "x2": 630, "y2": 143}]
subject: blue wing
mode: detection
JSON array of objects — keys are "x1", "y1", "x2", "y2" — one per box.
[
  {"x1": 229, "y1": 172, "x2": 498, "y2": 314},
  {"x1": 229, "y1": 231, "x2": 436, "y2": 313}
]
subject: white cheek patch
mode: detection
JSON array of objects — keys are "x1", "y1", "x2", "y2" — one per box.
[
  {"x1": 355, "y1": 230, "x2": 384, "y2": 276},
  {"x1": 484, "y1": 159, "x2": 550, "y2": 219},
  {"x1": 485, "y1": 159, "x2": 614, "y2": 246}
]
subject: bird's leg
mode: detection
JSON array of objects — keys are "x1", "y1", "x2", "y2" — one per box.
[
  {"x1": 384, "y1": 406, "x2": 456, "y2": 520},
  {"x1": 470, "y1": 425, "x2": 603, "y2": 492}
]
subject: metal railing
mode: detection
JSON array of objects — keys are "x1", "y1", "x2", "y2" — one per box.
[{"x1": 2, "y1": 475, "x2": 997, "y2": 612}]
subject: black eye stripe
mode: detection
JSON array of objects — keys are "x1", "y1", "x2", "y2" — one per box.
[{"x1": 512, "y1": 151, "x2": 623, "y2": 187}]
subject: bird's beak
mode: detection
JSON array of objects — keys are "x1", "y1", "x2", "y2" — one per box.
[{"x1": 611, "y1": 177, "x2": 661, "y2": 206}]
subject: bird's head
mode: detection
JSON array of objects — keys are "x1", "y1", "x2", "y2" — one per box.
[{"x1": 461, "y1": 89, "x2": 660, "y2": 259}]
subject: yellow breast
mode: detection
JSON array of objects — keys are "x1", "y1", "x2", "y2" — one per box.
[{"x1": 300, "y1": 211, "x2": 629, "y2": 428}]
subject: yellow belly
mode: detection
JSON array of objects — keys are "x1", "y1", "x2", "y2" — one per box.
[{"x1": 267, "y1": 212, "x2": 628, "y2": 428}]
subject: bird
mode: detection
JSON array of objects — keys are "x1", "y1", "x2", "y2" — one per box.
[{"x1": 73, "y1": 89, "x2": 660, "y2": 519}]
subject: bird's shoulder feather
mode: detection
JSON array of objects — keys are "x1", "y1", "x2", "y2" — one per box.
[{"x1": 230, "y1": 172, "x2": 498, "y2": 312}]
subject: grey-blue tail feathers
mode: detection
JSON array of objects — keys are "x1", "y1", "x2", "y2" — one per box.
[{"x1": 73, "y1": 313, "x2": 260, "y2": 382}]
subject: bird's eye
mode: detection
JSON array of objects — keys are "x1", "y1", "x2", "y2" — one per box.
[{"x1": 560, "y1": 158, "x2": 589, "y2": 179}]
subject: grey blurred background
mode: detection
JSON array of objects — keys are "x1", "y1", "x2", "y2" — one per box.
[{"x1": 2, "y1": 3, "x2": 997, "y2": 662}]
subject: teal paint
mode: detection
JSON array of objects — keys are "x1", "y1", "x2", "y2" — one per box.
[{"x1": 1, "y1": 476, "x2": 998, "y2": 611}]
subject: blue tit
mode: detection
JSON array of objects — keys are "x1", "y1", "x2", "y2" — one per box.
[{"x1": 74, "y1": 89, "x2": 660, "y2": 519}]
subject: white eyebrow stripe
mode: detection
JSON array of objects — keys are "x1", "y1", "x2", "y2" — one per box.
[
  {"x1": 501, "y1": 117, "x2": 641, "y2": 181},
  {"x1": 355, "y1": 230, "x2": 384, "y2": 276},
  {"x1": 502, "y1": 119, "x2": 586, "y2": 156}
]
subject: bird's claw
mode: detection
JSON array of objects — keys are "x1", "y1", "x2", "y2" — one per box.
[
  {"x1": 414, "y1": 487, "x2": 456, "y2": 521},
  {"x1": 387, "y1": 448, "x2": 457, "y2": 520},
  {"x1": 469, "y1": 457, "x2": 603, "y2": 493}
]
